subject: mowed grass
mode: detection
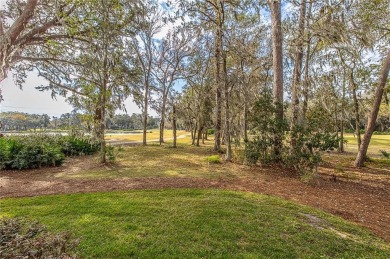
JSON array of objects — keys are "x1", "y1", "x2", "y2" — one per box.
[
  {"x1": 1, "y1": 189, "x2": 389, "y2": 258},
  {"x1": 61, "y1": 131, "x2": 390, "y2": 179},
  {"x1": 343, "y1": 133, "x2": 390, "y2": 156},
  {"x1": 105, "y1": 129, "x2": 188, "y2": 142},
  {"x1": 60, "y1": 136, "x2": 252, "y2": 179}
]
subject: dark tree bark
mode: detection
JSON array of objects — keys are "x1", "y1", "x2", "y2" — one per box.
[
  {"x1": 213, "y1": 1, "x2": 223, "y2": 152},
  {"x1": 355, "y1": 49, "x2": 390, "y2": 167}
]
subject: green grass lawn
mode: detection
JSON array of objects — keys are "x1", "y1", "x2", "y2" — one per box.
[
  {"x1": 343, "y1": 133, "x2": 390, "y2": 156},
  {"x1": 105, "y1": 129, "x2": 188, "y2": 142},
  {"x1": 1, "y1": 189, "x2": 389, "y2": 258},
  {"x1": 59, "y1": 138, "x2": 253, "y2": 179}
]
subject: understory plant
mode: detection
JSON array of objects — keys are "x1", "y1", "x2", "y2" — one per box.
[
  {"x1": 0, "y1": 134, "x2": 99, "y2": 170},
  {"x1": 0, "y1": 218, "x2": 78, "y2": 258},
  {"x1": 244, "y1": 90, "x2": 339, "y2": 177}
]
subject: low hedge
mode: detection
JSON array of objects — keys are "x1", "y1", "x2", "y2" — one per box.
[{"x1": 0, "y1": 134, "x2": 99, "y2": 170}]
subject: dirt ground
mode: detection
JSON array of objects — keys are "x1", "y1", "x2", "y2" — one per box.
[{"x1": 1, "y1": 156, "x2": 389, "y2": 243}]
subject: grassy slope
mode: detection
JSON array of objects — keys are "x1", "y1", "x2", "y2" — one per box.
[{"x1": 1, "y1": 189, "x2": 389, "y2": 258}]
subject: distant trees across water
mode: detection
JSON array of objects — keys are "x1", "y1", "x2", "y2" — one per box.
[{"x1": 0, "y1": 111, "x2": 159, "y2": 132}]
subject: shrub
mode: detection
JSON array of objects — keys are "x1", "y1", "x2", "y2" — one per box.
[
  {"x1": 207, "y1": 129, "x2": 215, "y2": 135},
  {"x1": 244, "y1": 88, "x2": 287, "y2": 165},
  {"x1": 380, "y1": 150, "x2": 390, "y2": 159},
  {"x1": 245, "y1": 90, "x2": 339, "y2": 176},
  {"x1": 106, "y1": 145, "x2": 120, "y2": 162},
  {"x1": 59, "y1": 135, "x2": 100, "y2": 156},
  {"x1": 0, "y1": 218, "x2": 78, "y2": 258},
  {"x1": 0, "y1": 134, "x2": 99, "y2": 170},
  {"x1": 244, "y1": 140, "x2": 261, "y2": 165},
  {"x1": 206, "y1": 155, "x2": 221, "y2": 164}
]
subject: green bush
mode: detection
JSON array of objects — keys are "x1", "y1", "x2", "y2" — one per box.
[
  {"x1": 0, "y1": 218, "x2": 78, "y2": 258},
  {"x1": 59, "y1": 135, "x2": 100, "y2": 156},
  {"x1": 207, "y1": 129, "x2": 215, "y2": 135},
  {"x1": 206, "y1": 155, "x2": 221, "y2": 164},
  {"x1": 0, "y1": 134, "x2": 99, "y2": 170},
  {"x1": 380, "y1": 150, "x2": 390, "y2": 159}
]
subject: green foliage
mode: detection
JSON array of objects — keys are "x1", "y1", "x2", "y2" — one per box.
[
  {"x1": 379, "y1": 150, "x2": 390, "y2": 159},
  {"x1": 106, "y1": 146, "x2": 120, "y2": 162},
  {"x1": 0, "y1": 218, "x2": 78, "y2": 258},
  {"x1": 0, "y1": 134, "x2": 99, "y2": 170},
  {"x1": 245, "y1": 89, "x2": 339, "y2": 174},
  {"x1": 244, "y1": 89, "x2": 287, "y2": 165},
  {"x1": 58, "y1": 135, "x2": 100, "y2": 156},
  {"x1": 244, "y1": 139, "x2": 261, "y2": 165},
  {"x1": 207, "y1": 128, "x2": 215, "y2": 135},
  {"x1": 373, "y1": 131, "x2": 390, "y2": 135},
  {"x1": 286, "y1": 126, "x2": 339, "y2": 176},
  {"x1": 206, "y1": 155, "x2": 221, "y2": 164}
]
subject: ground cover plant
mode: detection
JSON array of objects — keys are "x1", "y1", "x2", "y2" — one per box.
[
  {"x1": 1, "y1": 189, "x2": 389, "y2": 258},
  {"x1": 0, "y1": 218, "x2": 78, "y2": 258}
]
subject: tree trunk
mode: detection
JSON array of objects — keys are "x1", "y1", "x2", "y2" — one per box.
[
  {"x1": 290, "y1": 0, "x2": 306, "y2": 150},
  {"x1": 142, "y1": 82, "x2": 149, "y2": 146},
  {"x1": 197, "y1": 125, "x2": 203, "y2": 147},
  {"x1": 244, "y1": 101, "x2": 248, "y2": 142},
  {"x1": 269, "y1": 0, "x2": 284, "y2": 161},
  {"x1": 192, "y1": 121, "x2": 198, "y2": 145},
  {"x1": 213, "y1": 3, "x2": 223, "y2": 152},
  {"x1": 159, "y1": 97, "x2": 166, "y2": 145},
  {"x1": 172, "y1": 104, "x2": 177, "y2": 148},
  {"x1": 339, "y1": 67, "x2": 346, "y2": 152},
  {"x1": 302, "y1": 0, "x2": 312, "y2": 122},
  {"x1": 350, "y1": 71, "x2": 361, "y2": 149},
  {"x1": 355, "y1": 49, "x2": 390, "y2": 167},
  {"x1": 223, "y1": 50, "x2": 232, "y2": 161}
]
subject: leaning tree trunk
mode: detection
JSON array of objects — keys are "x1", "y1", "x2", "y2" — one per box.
[
  {"x1": 269, "y1": 0, "x2": 284, "y2": 161},
  {"x1": 290, "y1": 0, "x2": 306, "y2": 150},
  {"x1": 355, "y1": 49, "x2": 390, "y2": 167}
]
